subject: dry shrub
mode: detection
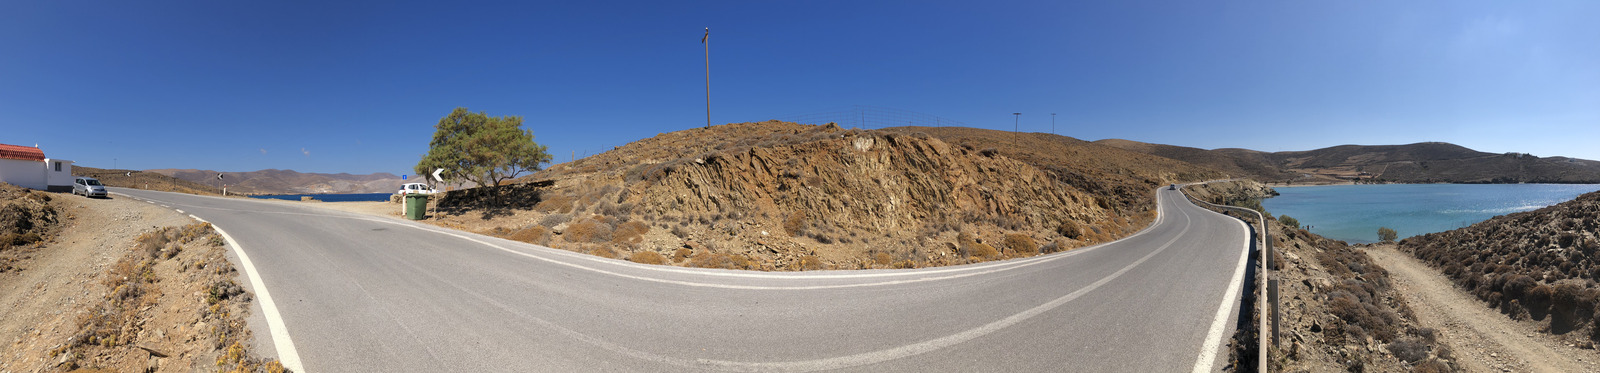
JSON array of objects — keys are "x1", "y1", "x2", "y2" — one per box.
[
  {"x1": 539, "y1": 213, "x2": 572, "y2": 228},
  {"x1": 674, "y1": 248, "x2": 692, "y2": 262},
  {"x1": 590, "y1": 245, "x2": 618, "y2": 259},
  {"x1": 873, "y1": 252, "x2": 893, "y2": 266},
  {"x1": 1386, "y1": 339, "x2": 1428, "y2": 363},
  {"x1": 729, "y1": 254, "x2": 755, "y2": 270},
  {"x1": 1412, "y1": 359, "x2": 1451, "y2": 373},
  {"x1": 689, "y1": 250, "x2": 730, "y2": 269},
  {"x1": 1003, "y1": 234, "x2": 1037, "y2": 256},
  {"x1": 507, "y1": 226, "x2": 550, "y2": 245},
  {"x1": 797, "y1": 255, "x2": 824, "y2": 270},
  {"x1": 1040, "y1": 239, "x2": 1070, "y2": 254},
  {"x1": 534, "y1": 194, "x2": 575, "y2": 213},
  {"x1": 612, "y1": 221, "x2": 649, "y2": 246},
  {"x1": 1056, "y1": 220, "x2": 1081, "y2": 239},
  {"x1": 784, "y1": 213, "x2": 806, "y2": 237},
  {"x1": 565, "y1": 219, "x2": 613, "y2": 243},
  {"x1": 970, "y1": 243, "x2": 999, "y2": 260},
  {"x1": 629, "y1": 251, "x2": 666, "y2": 265}
]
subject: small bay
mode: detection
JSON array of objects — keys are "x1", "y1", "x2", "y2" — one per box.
[{"x1": 1260, "y1": 184, "x2": 1600, "y2": 244}]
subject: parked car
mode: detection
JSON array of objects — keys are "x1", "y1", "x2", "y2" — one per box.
[
  {"x1": 398, "y1": 183, "x2": 437, "y2": 195},
  {"x1": 73, "y1": 176, "x2": 108, "y2": 198}
]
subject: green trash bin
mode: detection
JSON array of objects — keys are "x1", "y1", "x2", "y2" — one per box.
[{"x1": 405, "y1": 194, "x2": 429, "y2": 220}]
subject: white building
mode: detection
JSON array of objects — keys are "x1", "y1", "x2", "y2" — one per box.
[{"x1": 0, "y1": 143, "x2": 74, "y2": 192}]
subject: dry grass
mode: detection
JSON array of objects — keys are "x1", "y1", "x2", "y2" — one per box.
[
  {"x1": 506, "y1": 226, "x2": 550, "y2": 245},
  {"x1": 797, "y1": 255, "x2": 823, "y2": 270},
  {"x1": 628, "y1": 251, "x2": 666, "y2": 265},
  {"x1": 565, "y1": 218, "x2": 613, "y2": 243},
  {"x1": 1002, "y1": 234, "x2": 1037, "y2": 256},
  {"x1": 783, "y1": 213, "x2": 806, "y2": 237},
  {"x1": 589, "y1": 245, "x2": 619, "y2": 259},
  {"x1": 534, "y1": 194, "x2": 575, "y2": 213},
  {"x1": 970, "y1": 243, "x2": 999, "y2": 260},
  {"x1": 612, "y1": 221, "x2": 649, "y2": 246}
]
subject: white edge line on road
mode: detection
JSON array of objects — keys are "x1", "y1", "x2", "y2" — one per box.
[
  {"x1": 1192, "y1": 218, "x2": 1252, "y2": 373},
  {"x1": 174, "y1": 209, "x2": 183, "y2": 213},
  {"x1": 188, "y1": 215, "x2": 305, "y2": 372}
]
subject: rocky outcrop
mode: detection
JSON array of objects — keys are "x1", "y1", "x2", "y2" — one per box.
[{"x1": 450, "y1": 121, "x2": 1186, "y2": 270}]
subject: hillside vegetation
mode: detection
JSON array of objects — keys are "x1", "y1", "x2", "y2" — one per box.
[
  {"x1": 1098, "y1": 139, "x2": 1600, "y2": 184},
  {"x1": 1400, "y1": 190, "x2": 1600, "y2": 344},
  {"x1": 0, "y1": 183, "x2": 59, "y2": 273},
  {"x1": 433, "y1": 121, "x2": 1221, "y2": 270},
  {"x1": 74, "y1": 166, "x2": 221, "y2": 196}
]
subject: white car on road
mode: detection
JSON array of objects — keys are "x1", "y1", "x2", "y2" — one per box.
[{"x1": 397, "y1": 183, "x2": 437, "y2": 195}]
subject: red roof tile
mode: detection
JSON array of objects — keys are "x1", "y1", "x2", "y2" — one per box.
[{"x1": 0, "y1": 143, "x2": 46, "y2": 161}]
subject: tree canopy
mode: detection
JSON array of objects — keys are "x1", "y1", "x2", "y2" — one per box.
[
  {"x1": 416, "y1": 107, "x2": 552, "y2": 187},
  {"x1": 1378, "y1": 227, "x2": 1398, "y2": 242}
]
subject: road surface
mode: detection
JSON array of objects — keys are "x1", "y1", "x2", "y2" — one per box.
[{"x1": 109, "y1": 186, "x2": 1250, "y2": 372}]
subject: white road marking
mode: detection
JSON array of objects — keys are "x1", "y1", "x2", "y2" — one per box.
[
  {"x1": 1192, "y1": 218, "x2": 1252, "y2": 373},
  {"x1": 189, "y1": 216, "x2": 305, "y2": 372},
  {"x1": 174, "y1": 209, "x2": 184, "y2": 213}
]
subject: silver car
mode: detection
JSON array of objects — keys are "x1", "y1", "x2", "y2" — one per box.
[{"x1": 73, "y1": 176, "x2": 108, "y2": 198}]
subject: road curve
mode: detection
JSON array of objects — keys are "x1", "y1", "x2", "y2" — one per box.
[{"x1": 109, "y1": 186, "x2": 1250, "y2": 372}]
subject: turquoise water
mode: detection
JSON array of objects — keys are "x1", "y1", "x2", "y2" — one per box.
[{"x1": 1261, "y1": 184, "x2": 1600, "y2": 244}]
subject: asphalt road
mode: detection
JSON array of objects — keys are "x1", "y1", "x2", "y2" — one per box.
[{"x1": 109, "y1": 186, "x2": 1250, "y2": 372}]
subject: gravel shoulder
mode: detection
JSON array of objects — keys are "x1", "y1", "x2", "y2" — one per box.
[
  {"x1": 0, "y1": 193, "x2": 282, "y2": 371},
  {"x1": 0, "y1": 194, "x2": 190, "y2": 369},
  {"x1": 1367, "y1": 244, "x2": 1600, "y2": 373}
]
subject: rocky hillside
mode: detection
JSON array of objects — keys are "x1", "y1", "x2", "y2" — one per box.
[
  {"x1": 883, "y1": 127, "x2": 1226, "y2": 216},
  {"x1": 1399, "y1": 190, "x2": 1600, "y2": 344},
  {"x1": 147, "y1": 168, "x2": 405, "y2": 194},
  {"x1": 433, "y1": 121, "x2": 1219, "y2": 271},
  {"x1": 74, "y1": 166, "x2": 221, "y2": 196},
  {"x1": 1185, "y1": 180, "x2": 1452, "y2": 372},
  {"x1": 0, "y1": 183, "x2": 59, "y2": 273},
  {"x1": 1099, "y1": 139, "x2": 1600, "y2": 184}
]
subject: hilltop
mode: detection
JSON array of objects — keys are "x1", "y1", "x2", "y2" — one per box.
[
  {"x1": 1097, "y1": 139, "x2": 1600, "y2": 184},
  {"x1": 147, "y1": 168, "x2": 405, "y2": 195},
  {"x1": 430, "y1": 121, "x2": 1223, "y2": 271}
]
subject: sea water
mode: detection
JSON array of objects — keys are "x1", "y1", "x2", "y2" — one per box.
[{"x1": 1261, "y1": 184, "x2": 1600, "y2": 244}]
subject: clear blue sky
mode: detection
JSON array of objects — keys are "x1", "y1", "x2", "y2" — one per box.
[{"x1": 4, "y1": 1, "x2": 1597, "y2": 175}]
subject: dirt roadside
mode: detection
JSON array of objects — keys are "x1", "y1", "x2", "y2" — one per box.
[
  {"x1": 0, "y1": 193, "x2": 281, "y2": 372},
  {"x1": 1367, "y1": 244, "x2": 1600, "y2": 373}
]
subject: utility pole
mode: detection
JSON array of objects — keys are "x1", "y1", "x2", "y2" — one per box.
[
  {"x1": 1012, "y1": 113, "x2": 1021, "y2": 147},
  {"x1": 1051, "y1": 113, "x2": 1057, "y2": 135},
  {"x1": 702, "y1": 28, "x2": 711, "y2": 129}
]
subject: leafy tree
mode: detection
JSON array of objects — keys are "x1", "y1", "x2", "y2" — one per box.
[
  {"x1": 416, "y1": 107, "x2": 552, "y2": 187},
  {"x1": 1278, "y1": 215, "x2": 1300, "y2": 230},
  {"x1": 1378, "y1": 227, "x2": 1398, "y2": 242}
]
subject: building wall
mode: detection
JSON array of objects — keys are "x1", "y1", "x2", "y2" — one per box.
[
  {"x1": 44, "y1": 159, "x2": 73, "y2": 192},
  {"x1": 0, "y1": 158, "x2": 46, "y2": 190}
]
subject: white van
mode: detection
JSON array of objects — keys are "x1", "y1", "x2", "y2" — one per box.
[{"x1": 398, "y1": 183, "x2": 437, "y2": 195}]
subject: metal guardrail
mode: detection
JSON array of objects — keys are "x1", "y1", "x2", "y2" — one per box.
[{"x1": 1177, "y1": 183, "x2": 1277, "y2": 373}]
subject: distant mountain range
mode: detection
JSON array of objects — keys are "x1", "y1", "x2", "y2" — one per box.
[
  {"x1": 1096, "y1": 140, "x2": 1600, "y2": 184},
  {"x1": 146, "y1": 169, "x2": 408, "y2": 195}
]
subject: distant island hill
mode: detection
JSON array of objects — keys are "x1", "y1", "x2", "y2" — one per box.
[
  {"x1": 1096, "y1": 140, "x2": 1600, "y2": 185},
  {"x1": 74, "y1": 137, "x2": 1600, "y2": 196}
]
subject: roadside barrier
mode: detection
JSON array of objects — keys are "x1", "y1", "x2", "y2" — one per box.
[{"x1": 1177, "y1": 183, "x2": 1277, "y2": 373}]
